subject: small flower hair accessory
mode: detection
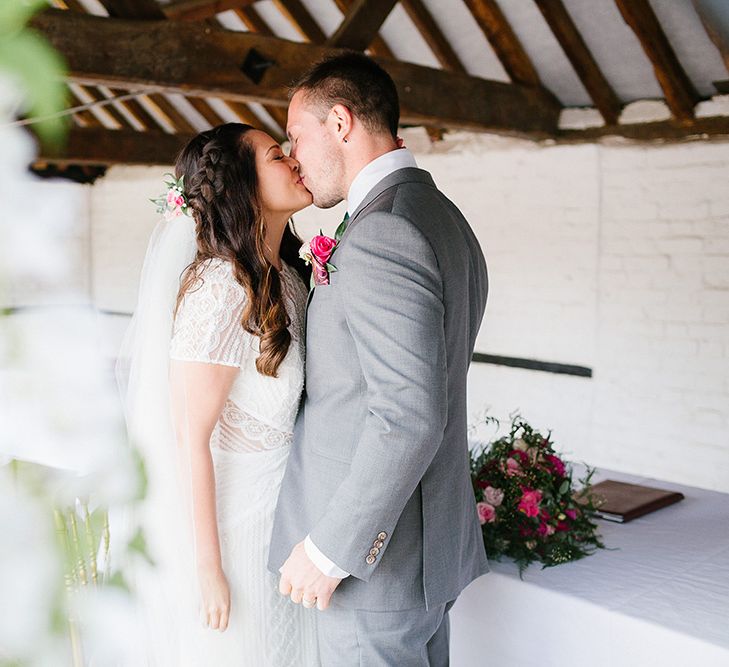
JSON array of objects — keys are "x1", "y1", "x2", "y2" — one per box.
[{"x1": 150, "y1": 173, "x2": 191, "y2": 221}]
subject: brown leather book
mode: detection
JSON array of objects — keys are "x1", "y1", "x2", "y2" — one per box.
[{"x1": 589, "y1": 480, "x2": 685, "y2": 523}]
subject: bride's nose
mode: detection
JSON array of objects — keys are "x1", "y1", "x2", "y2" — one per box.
[{"x1": 288, "y1": 158, "x2": 300, "y2": 172}]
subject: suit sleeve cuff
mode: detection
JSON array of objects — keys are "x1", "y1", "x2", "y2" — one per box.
[{"x1": 304, "y1": 535, "x2": 350, "y2": 579}]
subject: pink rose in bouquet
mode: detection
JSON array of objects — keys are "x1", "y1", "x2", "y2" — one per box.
[
  {"x1": 476, "y1": 502, "x2": 496, "y2": 524},
  {"x1": 505, "y1": 457, "x2": 523, "y2": 477},
  {"x1": 517, "y1": 488, "x2": 542, "y2": 518},
  {"x1": 484, "y1": 486, "x2": 504, "y2": 507}
]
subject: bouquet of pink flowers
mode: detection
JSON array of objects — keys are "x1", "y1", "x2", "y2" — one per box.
[{"x1": 470, "y1": 415, "x2": 604, "y2": 574}]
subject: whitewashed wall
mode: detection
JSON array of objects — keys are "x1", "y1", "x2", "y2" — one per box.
[{"x1": 11, "y1": 133, "x2": 727, "y2": 492}]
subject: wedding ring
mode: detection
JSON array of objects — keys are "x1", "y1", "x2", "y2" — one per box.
[{"x1": 302, "y1": 597, "x2": 316, "y2": 608}]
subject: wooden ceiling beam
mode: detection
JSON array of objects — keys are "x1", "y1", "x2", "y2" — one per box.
[
  {"x1": 32, "y1": 9, "x2": 561, "y2": 135},
  {"x1": 37, "y1": 127, "x2": 194, "y2": 165},
  {"x1": 534, "y1": 0, "x2": 622, "y2": 125},
  {"x1": 557, "y1": 115, "x2": 729, "y2": 143},
  {"x1": 163, "y1": 0, "x2": 260, "y2": 22},
  {"x1": 332, "y1": 0, "x2": 395, "y2": 59},
  {"x1": 327, "y1": 0, "x2": 399, "y2": 51},
  {"x1": 273, "y1": 0, "x2": 326, "y2": 43},
  {"x1": 463, "y1": 0, "x2": 541, "y2": 87},
  {"x1": 614, "y1": 0, "x2": 700, "y2": 121},
  {"x1": 400, "y1": 0, "x2": 466, "y2": 73}
]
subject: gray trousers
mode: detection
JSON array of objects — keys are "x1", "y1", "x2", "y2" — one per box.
[{"x1": 316, "y1": 600, "x2": 455, "y2": 667}]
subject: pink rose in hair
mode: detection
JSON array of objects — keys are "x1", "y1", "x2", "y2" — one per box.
[
  {"x1": 476, "y1": 502, "x2": 496, "y2": 525},
  {"x1": 310, "y1": 235, "x2": 337, "y2": 265}
]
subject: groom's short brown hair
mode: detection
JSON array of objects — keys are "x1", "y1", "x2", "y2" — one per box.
[{"x1": 291, "y1": 52, "x2": 399, "y2": 137}]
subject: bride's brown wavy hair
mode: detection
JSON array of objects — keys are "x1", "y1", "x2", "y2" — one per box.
[{"x1": 174, "y1": 123, "x2": 308, "y2": 378}]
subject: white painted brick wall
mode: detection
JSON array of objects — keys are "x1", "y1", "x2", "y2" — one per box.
[{"x1": 67, "y1": 134, "x2": 729, "y2": 493}]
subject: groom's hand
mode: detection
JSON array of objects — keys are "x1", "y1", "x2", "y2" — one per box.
[{"x1": 278, "y1": 541, "x2": 342, "y2": 611}]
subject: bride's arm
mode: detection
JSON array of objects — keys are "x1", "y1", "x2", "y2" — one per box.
[{"x1": 169, "y1": 359, "x2": 238, "y2": 630}]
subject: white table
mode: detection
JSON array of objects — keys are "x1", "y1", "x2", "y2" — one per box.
[{"x1": 450, "y1": 468, "x2": 729, "y2": 667}]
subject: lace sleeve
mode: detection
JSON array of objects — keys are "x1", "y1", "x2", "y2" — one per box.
[{"x1": 169, "y1": 260, "x2": 255, "y2": 367}]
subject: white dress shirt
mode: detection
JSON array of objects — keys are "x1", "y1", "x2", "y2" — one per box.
[{"x1": 303, "y1": 147, "x2": 419, "y2": 579}]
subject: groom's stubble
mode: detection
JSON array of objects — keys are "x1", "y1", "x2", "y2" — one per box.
[{"x1": 304, "y1": 132, "x2": 346, "y2": 210}]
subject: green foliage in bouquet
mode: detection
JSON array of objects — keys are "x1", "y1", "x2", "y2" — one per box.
[{"x1": 470, "y1": 414, "x2": 605, "y2": 575}]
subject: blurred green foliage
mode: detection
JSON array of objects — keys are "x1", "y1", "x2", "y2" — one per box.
[{"x1": 0, "y1": 0, "x2": 68, "y2": 148}]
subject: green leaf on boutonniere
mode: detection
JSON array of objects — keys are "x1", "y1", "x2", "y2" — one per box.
[
  {"x1": 326, "y1": 263, "x2": 337, "y2": 273},
  {"x1": 309, "y1": 273, "x2": 316, "y2": 291},
  {"x1": 335, "y1": 219, "x2": 348, "y2": 242}
]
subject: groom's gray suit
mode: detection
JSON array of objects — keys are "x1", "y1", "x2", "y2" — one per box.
[{"x1": 269, "y1": 166, "x2": 489, "y2": 664}]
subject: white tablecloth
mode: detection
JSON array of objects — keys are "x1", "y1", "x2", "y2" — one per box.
[{"x1": 450, "y1": 468, "x2": 729, "y2": 667}]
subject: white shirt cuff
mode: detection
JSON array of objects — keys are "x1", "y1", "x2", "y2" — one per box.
[{"x1": 304, "y1": 535, "x2": 350, "y2": 579}]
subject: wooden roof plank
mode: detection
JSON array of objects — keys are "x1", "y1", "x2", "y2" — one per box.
[
  {"x1": 141, "y1": 93, "x2": 198, "y2": 133},
  {"x1": 463, "y1": 0, "x2": 541, "y2": 87},
  {"x1": 164, "y1": 0, "x2": 260, "y2": 22},
  {"x1": 272, "y1": 0, "x2": 327, "y2": 43},
  {"x1": 400, "y1": 0, "x2": 467, "y2": 74},
  {"x1": 70, "y1": 83, "x2": 131, "y2": 129},
  {"x1": 614, "y1": 0, "x2": 700, "y2": 121},
  {"x1": 535, "y1": 0, "x2": 622, "y2": 125},
  {"x1": 327, "y1": 0, "x2": 399, "y2": 52},
  {"x1": 332, "y1": 0, "x2": 395, "y2": 59},
  {"x1": 97, "y1": 0, "x2": 166, "y2": 20},
  {"x1": 691, "y1": 0, "x2": 729, "y2": 77}
]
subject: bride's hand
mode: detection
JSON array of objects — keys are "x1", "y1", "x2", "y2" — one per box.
[{"x1": 198, "y1": 565, "x2": 231, "y2": 632}]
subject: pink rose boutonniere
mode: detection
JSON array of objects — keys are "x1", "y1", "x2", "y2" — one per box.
[{"x1": 299, "y1": 216, "x2": 349, "y2": 289}]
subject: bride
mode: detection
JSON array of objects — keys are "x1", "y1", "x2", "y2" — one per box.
[{"x1": 117, "y1": 122, "x2": 319, "y2": 665}]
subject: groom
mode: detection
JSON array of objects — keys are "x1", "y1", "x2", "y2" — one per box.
[{"x1": 269, "y1": 52, "x2": 489, "y2": 665}]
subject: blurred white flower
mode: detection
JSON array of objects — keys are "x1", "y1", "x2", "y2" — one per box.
[
  {"x1": 0, "y1": 308, "x2": 139, "y2": 507},
  {"x1": 0, "y1": 468, "x2": 61, "y2": 661},
  {"x1": 70, "y1": 587, "x2": 144, "y2": 667}
]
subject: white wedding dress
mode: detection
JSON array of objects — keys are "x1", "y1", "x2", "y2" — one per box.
[{"x1": 144, "y1": 256, "x2": 318, "y2": 666}]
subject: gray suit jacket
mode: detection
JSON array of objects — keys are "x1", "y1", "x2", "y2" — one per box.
[{"x1": 268, "y1": 167, "x2": 489, "y2": 611}]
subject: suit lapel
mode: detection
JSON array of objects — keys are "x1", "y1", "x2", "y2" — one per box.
[
  {"x1": 339, "y1": 167, "x2": 436, "y2": 245},
  {"x1": 304, "y1": 167, "x2": 436, "y2": 336}
]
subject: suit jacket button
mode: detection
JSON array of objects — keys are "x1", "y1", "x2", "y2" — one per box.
[
  {"x1": 373, "y1": 540, "x2": 384, "y2": 549},
  {"x1": 366, "y1": 555, "x2": 376, "y2": 565},
  {"x1": 369, "y1": 547, "x2": 380, "y2": 556},
  {"x1": 377, "y1": 531, "x2": 387, "y2": 541}
]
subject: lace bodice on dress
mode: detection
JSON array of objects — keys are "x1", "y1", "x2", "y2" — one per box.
[{"x1": 169, "y1": 257, "x2": 308, "y2": 454}]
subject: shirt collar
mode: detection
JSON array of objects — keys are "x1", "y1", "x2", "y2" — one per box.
[{"x1": 346, "y1": 148, "x2": 418, "y2": 216}]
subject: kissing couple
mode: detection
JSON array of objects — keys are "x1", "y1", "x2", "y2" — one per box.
[{"x1": 118, "y1": 51, "x2": 489, "y2": 666}]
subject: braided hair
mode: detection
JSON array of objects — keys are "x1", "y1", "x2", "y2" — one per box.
[{"x1": 174, "y1": 123, "x2": 307, "y2": 378}]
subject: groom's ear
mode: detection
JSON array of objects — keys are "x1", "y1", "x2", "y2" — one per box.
[{"x1": 329, "y1": 104, "x2": 353, "y2": 143}]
